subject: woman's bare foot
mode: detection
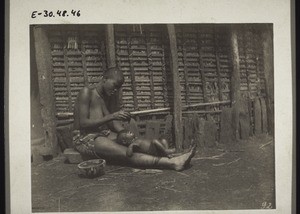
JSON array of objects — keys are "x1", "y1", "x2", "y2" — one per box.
[{"x1": 171, "y1": 144, "x2": 196, "y2": 171}]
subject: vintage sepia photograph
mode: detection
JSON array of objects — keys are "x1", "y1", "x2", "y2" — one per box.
[{"x1": 30, "y1": 23, "x2": 275, "y2": 212}]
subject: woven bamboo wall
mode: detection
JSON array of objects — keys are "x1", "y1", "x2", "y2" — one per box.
[
  {"x1": 114, "y1": 25, "x2": 172, "y2": 136},
  {"x1": 238, "y1": 25, "x2": 266, "y2": 99},
  {"x1": 114, "y1": 25, "x2": 235, "y2": 117},
  {"x1": 237, "y1": 25, "x2": 266, "y2": 134},
  {"x1": 46, "y1": 25, "x2": 266, "y2": 134},
  {"x1": 115, "y1": 25, "x2": 171, "y2": 112},
  {"x1": 175, "y1": 24, "x2": 233, "y2": 139},
  {"x1": 48, "y1": 26, "x2": 107, "y2": 126},
  {"x1": 176, "y1": 25, "x2": 232, "y2": 105}
]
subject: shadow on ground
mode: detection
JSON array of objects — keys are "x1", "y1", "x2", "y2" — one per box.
[{"x1": 31, "y1": 134, "x2": 275, "y2": 212}]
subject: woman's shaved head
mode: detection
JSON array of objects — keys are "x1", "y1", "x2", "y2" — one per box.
[
  {"x1": 102, "y1": 67, "x2": 124, "y2": 97},
  {"x1": 103, "y1": 67, "x2": 124, "y2": 82}
]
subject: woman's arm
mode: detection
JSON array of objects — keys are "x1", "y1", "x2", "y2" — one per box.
[
  {"x1": 102, "y1": 95, "x2": 130, "y2": 133},
  {"x1": 109, "y1": 120, "x2": 126, "y2": 133},
  {"x1": 78, "y1": 87, "x2": 130, "y2": 130}
]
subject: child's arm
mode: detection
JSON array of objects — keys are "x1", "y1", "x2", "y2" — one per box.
[{"x1": 126, "y1": 142, "x2": 140, "y2": 157}]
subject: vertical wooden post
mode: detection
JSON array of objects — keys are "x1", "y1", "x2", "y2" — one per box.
[
  {"x1": 230, "y1": 26, "x2": 241, "y2": 140},
  {"x1": 105, "y1": 24, "x2": 117, "y2": 68},
  {"x1": 261, "y1": 24, "x2": 274, "y2": 135},
  {"x1": 105, "y1": 24, "x2": 121, "y2": 111},
  {"x1": 167, "y1": 24, "x2": 183, "y2": 151},
  {"x1": 33, "y1": 26, "x2": 58, "y2": 155}
]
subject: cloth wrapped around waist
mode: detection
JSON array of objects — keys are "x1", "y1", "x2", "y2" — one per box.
[
  {"x1": 72, "y1": 129, "x2": 111, "y2": 158},
  {"x1": 73, "y1": 129, "x2": 110, "y2": 145}
]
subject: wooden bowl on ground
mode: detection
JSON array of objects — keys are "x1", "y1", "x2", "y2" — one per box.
[{"x1": 78, "y1": 159, "x2": 106, "y2": 178}]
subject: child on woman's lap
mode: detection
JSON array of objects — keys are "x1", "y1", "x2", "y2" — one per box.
[{"x1": 116, "y1": 130, "x2": 176, "y2": 158}]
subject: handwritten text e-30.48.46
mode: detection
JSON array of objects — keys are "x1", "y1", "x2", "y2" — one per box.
[{"x1": 31, "y1": 10, "x2": 81, "y2": 18}]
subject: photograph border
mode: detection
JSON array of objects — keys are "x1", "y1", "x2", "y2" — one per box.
[{"x1": 7, "y1": 0, "x2": 293, "y2": 213}]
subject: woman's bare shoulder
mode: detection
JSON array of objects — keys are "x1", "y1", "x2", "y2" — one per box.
[{"x1": 79, "y1": 86, "x2": 94, "y2": 97}]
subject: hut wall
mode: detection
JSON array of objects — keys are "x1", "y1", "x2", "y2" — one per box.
[
  {"x1": 47, "y1": 25, "x2": 107, "y2": 126},
  {"x1": 40, "y1": 24, "x2": 271, "y2": 151},
  {"x1": 114, "y1": 25, "x2": 172, "y2": 112}
]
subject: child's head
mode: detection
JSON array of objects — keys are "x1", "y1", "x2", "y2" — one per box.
[{"x1": 117, "y1": 130, "x2": 136, "y2": 146}]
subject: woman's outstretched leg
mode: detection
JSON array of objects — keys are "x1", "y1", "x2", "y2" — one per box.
[{"x1": 93, "y1": 137, "x2": 196, "y2": 171}]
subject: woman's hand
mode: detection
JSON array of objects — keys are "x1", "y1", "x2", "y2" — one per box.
[{"x1": 111, "y1": 110, "x2": 131, "y2": 121}]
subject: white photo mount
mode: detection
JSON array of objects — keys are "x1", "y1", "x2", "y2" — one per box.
[{"x1": 6, "y1": 0, "x2": 294, "y2": 213}]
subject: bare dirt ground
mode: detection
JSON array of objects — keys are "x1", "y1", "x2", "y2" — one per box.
[{"x1": 31, "y1": 134, "x2": 275, "y2": 212}]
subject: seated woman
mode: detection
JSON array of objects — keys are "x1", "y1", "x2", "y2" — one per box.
[
  {"x1": 116, "y1": 130, "x2": 176, "y2": 158},
  {"x1": 72, "y1": 67, "x2": 196, "y2": 171}
]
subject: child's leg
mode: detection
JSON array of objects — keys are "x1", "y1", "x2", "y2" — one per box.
[
  {"x1": 152, "y1": 140, "x2": 174, "y2": 158},
  {"x1": 159, "y1": 139, "x2": 176, "y2": 154},
  {"x1": 160, "y1": 138, "x2": 169, "y2": 149}
]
